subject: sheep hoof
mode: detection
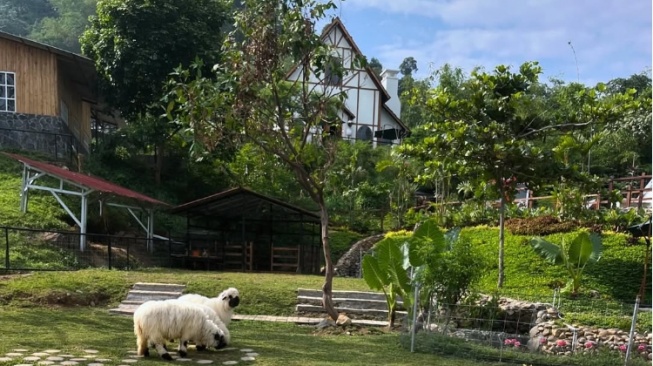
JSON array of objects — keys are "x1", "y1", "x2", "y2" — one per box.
[
  {"x1": 196, "y1": 345, "x2": 207, "y2": 351},
  {"x1": 161, "y1": 353, "x2": 173, "y2": 361},
  {"x1": 178, "y1": 350, "x2": 187, "y2": 358}
]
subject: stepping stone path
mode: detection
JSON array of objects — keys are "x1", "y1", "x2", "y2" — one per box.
[{"x1": 1, "y1": 346, "x2": 259, "y2": 365}]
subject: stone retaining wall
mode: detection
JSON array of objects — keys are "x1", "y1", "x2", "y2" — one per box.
[
  {"x1": 529, "y1": 321, "x2": 652, "y2": 360},
  {"x1": 0, "y1": 112, "x2": 77, "y2": 160}
]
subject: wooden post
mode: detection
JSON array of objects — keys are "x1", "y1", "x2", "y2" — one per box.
[{"x1": 637, "y1": 173, "x2": 645, "y2": 209}]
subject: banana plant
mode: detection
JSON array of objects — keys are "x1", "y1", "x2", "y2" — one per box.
[
  {"x1": 362, "y1": 219, "x2": 443, "y2": 327},
  {"x1": 530, "y1": 231, "x2": 603, "y2": 296}
]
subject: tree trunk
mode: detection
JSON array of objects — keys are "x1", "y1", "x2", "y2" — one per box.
[
  {"x1": 497, "y1": 194, "x2": 505, "y2": 288},
  {"x1": 319, "y1": 201, "x2": 339, "y2": 321}
]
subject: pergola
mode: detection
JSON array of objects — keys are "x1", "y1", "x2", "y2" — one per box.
[
  {"x1": 3, "y1": 152, "x2": 168, "y2": 251},
  {"x1": 170, "y1": 187, "x2": 322, "y2": 274}
]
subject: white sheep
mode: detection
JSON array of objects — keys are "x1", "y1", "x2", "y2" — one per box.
[
  {"x1": 133, "y1": 299, "x2": 227, "y2": 360},
  {"x1": 179, "y1": 303, "x2": 231, "y2": 351},
  {"x1": 178, "y1": 287, "x2": 240, "y2": 326}
]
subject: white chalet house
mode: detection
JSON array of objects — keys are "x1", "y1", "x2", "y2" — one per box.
[{"x1": 287, "y1": 17, "x2": 410, "y2": 145}]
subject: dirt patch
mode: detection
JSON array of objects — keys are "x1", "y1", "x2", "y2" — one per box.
[
  {"x1": 312, "y1": 324, "x2": 391, "y2": 336},
  {"x1": 0, "y1": 273, "x2": 33, "y2": 281},
  {"x1": 34, "y1": 290, "x2": 112, "y2": 307}
]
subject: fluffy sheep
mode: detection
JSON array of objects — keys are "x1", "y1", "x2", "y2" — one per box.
[
  {"x1": 178, "y1": 287, "x2": 240, "y2": 326},
  {"x1": 180, "y1": 303, "x2": 231, "y2": 351},
  {"x1": 133, "y1": 299, "x2": 227, "y2": 360}
]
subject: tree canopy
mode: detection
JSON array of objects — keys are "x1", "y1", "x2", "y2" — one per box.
[
  {"x1": 81, "y1": 0, "x2": 230, "y2": 120},
  {"x1": 399, "y1": 61, "x2": 638, "y2": 288}
]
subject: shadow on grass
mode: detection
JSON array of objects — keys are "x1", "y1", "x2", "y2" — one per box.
[{"x1": 585, "y1": 256, "x2": 651, "y2": 304}]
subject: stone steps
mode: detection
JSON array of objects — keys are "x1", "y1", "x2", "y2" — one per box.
[
  {"x1": 297, "y1": 288, "x2": 404, "y2": 304},
  {"x1": 296, "y1": 289, "x2": 406, "y2": 320},
  {"x1": 109, "y1": 282, "x2": 186, "y2": 316}
]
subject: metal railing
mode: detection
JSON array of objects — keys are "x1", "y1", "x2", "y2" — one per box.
[{"x1": 0, "y1": 127, "x2": 82, "y2": 166}]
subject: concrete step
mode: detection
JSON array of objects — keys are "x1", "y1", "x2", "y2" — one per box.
[
  {"x1": 125, "y1": 290, "x2": 183, "y2": 302},
  {"x1": 297, "y1": 295, "x2": 403, "y2": 311},
  {"x1": 297, "y1": 288, "x2": 402, "y2": 302},
  {"x1": 296, "y1": 304, "x2": 407, "y2": 318},
  {"x1": 109, "y1": 304, "x2": 140, "y2": 316},
  {"x1": 132, "y1": 282, "x2": 186, "y2": 293}
]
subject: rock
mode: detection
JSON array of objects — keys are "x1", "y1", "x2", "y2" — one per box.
[
  {"x1": 336, "y1": 314, "x2": 352, "y2": 326},
  {"x1": 334, "y1": 234, "x2": 385, "y2": 277},
  {"x1": 598, "y1": 330, "x2": 609, "y2": 338},
  {"x1": 316, "y1": 317, "x2": 336, "y2": 330},
  {"x1": 542, "y1": 329, "x2": 551, "y2": 336}
]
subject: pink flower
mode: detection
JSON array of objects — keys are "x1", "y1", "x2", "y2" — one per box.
[
  {"x1": 513, "y1": 341, "x2": 521, "y2": 348},
  {"x1": 504, "y1": 338, "x2": 515, "y2": 345},
  {"x1": 638, "y1": 344, "x2": 646, "y2": 352},
  {"x1": 556, "y1": 339, "x2": 567, "y2": 347},
  {"x1": 539, "y1": 337, "x2": 547, "y2": 344},
  {"x1": 619, "y1": 344, "x2": 627, "y2": 352},
  {"x1": 585, "y1": 342, "x2": 594, "y2": 349}
]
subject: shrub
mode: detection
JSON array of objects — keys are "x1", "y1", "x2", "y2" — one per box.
[
  {"x1": 505, "y1": 215, "x2": 578, "y2": 236},
  {"x1": 328, "y1": 229, "x2": 364, "y2": 262}
]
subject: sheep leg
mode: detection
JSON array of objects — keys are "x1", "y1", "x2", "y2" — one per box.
[
  {"x1": 137, "y1": 335, "x2": 149, "y2": 357},
  {"x1": 154, "y1": 343, "x2": 172, "y2": 361},
  {"x1": 178, "y1": 339, "x2": 188, "y2": 358},
  {"x1": 196, "y1": 344, "x2": 207, "y2": 351}
]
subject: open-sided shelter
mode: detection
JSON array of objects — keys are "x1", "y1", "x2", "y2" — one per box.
[
  {"x1": 3, "y1": 152, "x2": 168, "y2": 251},
  {"x1": 170, "y1": 187, "x2": 322, "y2": 274}
]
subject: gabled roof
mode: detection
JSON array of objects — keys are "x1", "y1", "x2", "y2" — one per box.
[
  {"x1": 3, "y1": 152, "x2": 168, "y2": 206},
  {"x1": 0, "y1": 31, "x2": 93, "y2": 66},
  {"x1": 319, "y1": 17, "x2": 391, "y2": 103},
  {"x1": 170, "y1": 187, "x2": 320, "y2": 222},
  {"x1": 381, "y1": 105, "x2": 411, "y2": 136}
]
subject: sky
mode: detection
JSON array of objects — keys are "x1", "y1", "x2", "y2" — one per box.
[{"x1": 322, "y1": 0, "x2": 652, "y2": 85}]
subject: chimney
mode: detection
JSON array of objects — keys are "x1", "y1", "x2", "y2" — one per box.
[{"x1": 380, "y1": 69, "x2": 401, "y2": 117}]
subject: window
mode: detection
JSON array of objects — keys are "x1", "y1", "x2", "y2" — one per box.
[
  {"x1": 325, "y1": 56, "x2": 342, "y2": 86},
  {"x1": 0, "y1": 72, "x2": 16, "y2": 112}
]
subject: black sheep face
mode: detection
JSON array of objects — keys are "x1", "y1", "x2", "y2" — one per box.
[
  {"x1": 213, "y1": 332, "x2": 228, "y2": 349},
  {"x1": 227, "y1": 295, "x2": 240, "y2": 308}
]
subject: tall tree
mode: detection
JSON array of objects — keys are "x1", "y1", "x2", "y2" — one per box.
[
  {"x1": 399, "y1": 56, "x2": 417, "y2": 76},
  {"x1": 167, "y1": 0, "x2": 355, "y2": 320},
  {"x1": 81, "y1": 0, "x2": 229, "y2": 119},
  {"x1": 368, "y1": 57, "x2": 383, "y2": 79},
  {"x1": 399, "y1": 62, "x2": 637, "y2": 288},
  {"x1": 81, "y1": 0, "x2": 230, "y2": 184}
]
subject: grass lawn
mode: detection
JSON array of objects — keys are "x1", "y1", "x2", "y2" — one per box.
[{"x1": 0, "y1": 307, "x2": 494, "y2": 366}]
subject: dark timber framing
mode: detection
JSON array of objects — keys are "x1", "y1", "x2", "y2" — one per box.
[{"x1": 169, "y1": 187, "x2": 322, "y2": 274}]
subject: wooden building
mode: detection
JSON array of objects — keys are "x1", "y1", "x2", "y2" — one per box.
[
  {"x1": 0, "y1": 31, "x2": 121, "y2": 161},
  {"x1": 170, "y1": 187, "x2": 322, "y2": 274}
]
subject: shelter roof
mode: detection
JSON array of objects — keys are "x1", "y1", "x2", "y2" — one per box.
[
  {"x1": 170, "y1": 187, "x2": 320, "y2": 222},
  {"x1": 3, "y1": 152, "x2": 167, "y2": 207}
]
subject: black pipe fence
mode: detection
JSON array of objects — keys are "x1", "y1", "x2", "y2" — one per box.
[{"x1": 0, "y1": 226, "x2": 188, "y2": 271}]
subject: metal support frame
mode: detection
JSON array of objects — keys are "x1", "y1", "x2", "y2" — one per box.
[
  {"x1": 106, "y1": 203, "x2": 155, "y2": 252},
  {"x1": 20, "y1": 164, "x2": 93, "y2": 251},
  {"x1": 17, "y1": 163, "x2": 156, "y2": 252}
]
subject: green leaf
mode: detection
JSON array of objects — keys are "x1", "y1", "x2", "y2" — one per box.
[
  {"x1": 361, "y1": 256, "x2": 386, "y2": 290},
  {"x1": 530, "y1": 237, "x2": 564, "y2": 264},
  {"x1": 568, "y1": 231, "x2": 594, "y2": 268},
  {"x1": 589, "y1": 232, "x2": 603, "y2": 262}
]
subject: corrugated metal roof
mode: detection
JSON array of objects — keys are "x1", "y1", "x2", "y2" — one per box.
[
  {"x1": 3, "y1": 152, "x2": 168, "y2": 206},
  {"x1": 171, "y1": 187, "x2": 320, "y2": 222}
]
